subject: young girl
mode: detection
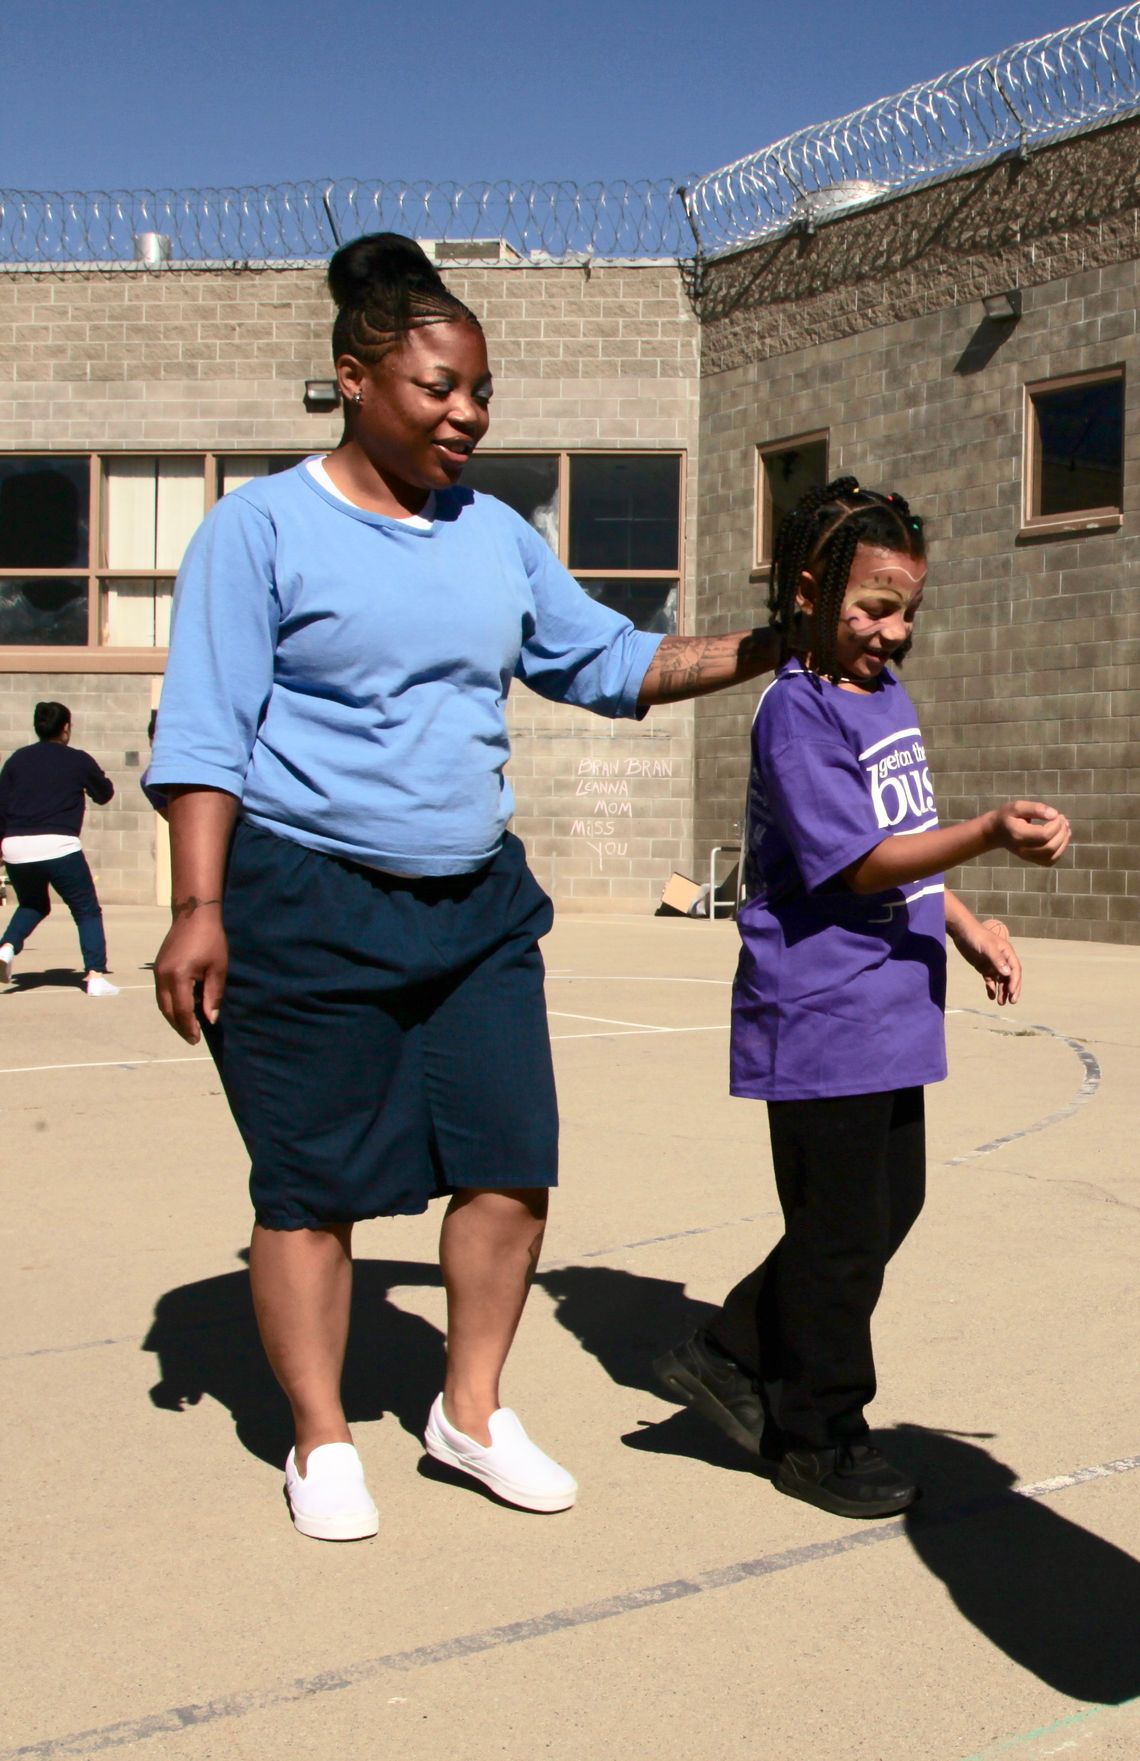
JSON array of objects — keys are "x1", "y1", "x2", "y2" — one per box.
[{"x1": 654, "y1": 478, "x2": 1070, "y2": 1519}]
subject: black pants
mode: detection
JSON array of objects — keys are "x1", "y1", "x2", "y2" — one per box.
[{"x1": 710, "y1": 1087, "x2": 926, "y2": 1450}]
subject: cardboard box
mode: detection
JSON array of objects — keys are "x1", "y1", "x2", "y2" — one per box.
[{"x1": 659, "y1": 871, "x2": 705, "y2": 916}]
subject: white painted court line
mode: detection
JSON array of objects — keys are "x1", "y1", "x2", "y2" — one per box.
[
  {"x1": 548, "y1": 973, "x2": 731, "y2": 986},
  {"x1": 9, "y1": 1449, "x2": 1138, "y2": 1761},
  {"x1": 547, "y1": 1009, "x2": 670, "y2": 1031},
  {"x1": 551, "y1": 1024, "x2": 728, "y2": 1042},
  {"x1": 0, "y1": 1026, "x2": 732, "y2": 1073},
  {"x1": 0, "y1": 1054, "x2": 211, "y2": 1076}
]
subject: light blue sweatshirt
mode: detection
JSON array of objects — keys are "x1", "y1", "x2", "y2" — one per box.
[{"x1": 145, "y1": 463, "x2": 664, "y2": 874}]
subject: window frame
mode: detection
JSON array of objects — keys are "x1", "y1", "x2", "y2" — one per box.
[
  {"x1": 0, "y1": 450, "x2": 303, "y2": 670},
  {"x1": 1020, "y1": 367, "x2": 1125, "y2": 539},
  {"x1": 469, "y1": 447, "x2": 686, "y2": 632},
  {"x1": 0, "y1": 446, "x2": 686, "y2": 665},
  {"x1": 752, "y1": 429, "x2": 829, "y2": 574}
]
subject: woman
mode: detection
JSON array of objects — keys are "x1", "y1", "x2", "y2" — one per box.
[
  {"x1": 148, "y1": 233, "x2": 781, "y2": 1540},
  {"x1": 0, "y1": 700, "x2": 118, "y2": 996}
]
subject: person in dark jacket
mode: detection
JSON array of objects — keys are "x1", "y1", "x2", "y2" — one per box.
[{"x1": 0, "y1": 701, "x2": 118, "y2": 995}]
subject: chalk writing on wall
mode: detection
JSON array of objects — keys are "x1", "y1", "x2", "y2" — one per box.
[{"x1": 569, "y1": 754, "x2": 674, "y2": 867}]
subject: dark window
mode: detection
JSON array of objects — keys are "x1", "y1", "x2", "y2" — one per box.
[
  {"x1": 0, "y1": 452, "x2": 322, "y2": 652},
  {"x1": 0, "y1": 458, "x2": 89, "y2": 568},
  {"x1": 568, "y1": 455, "x2": 680, "y2": 571},
  {"x1": 462, "y1": 450, "x2": 681, "y2": 634},
  {"x1": 0, "y1": 578, "x2": 89, "y2": 644},
  {"x1": 577, "y1": 578, "x2": 677, "y2": 635},
  {"x1": 1031, "y1": 378, "x2": 1124, "y2": 518},
  {"x1": 461, "y1": 454, "x2": 560, "y2": 550},
  {"x1": 759, "y1": 437, "x2": 828, "y2": 563}
]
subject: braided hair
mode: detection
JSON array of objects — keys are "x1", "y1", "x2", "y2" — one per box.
[
  {"x1": 769, "y1": 476, "x2": 926, "y2": 683},
  {"x1": 328, "y1": 232, "x2": 481, "y2": 367}
]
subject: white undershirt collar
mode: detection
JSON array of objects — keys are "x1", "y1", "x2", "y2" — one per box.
[{"x1": 306, "y1": 456, "x2": 434, "y2": 529}]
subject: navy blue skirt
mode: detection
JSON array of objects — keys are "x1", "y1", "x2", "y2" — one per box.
[{"x1": 205, "y1": 820, "x2": 558, "y2": 1229}]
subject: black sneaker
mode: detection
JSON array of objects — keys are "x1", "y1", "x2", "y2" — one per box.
[
  {"x1": 775, "y1": 1443, "x2": 919, "y2": 1518},
  {"x1": 652, "y1": 1331, "x2": 782, "y2": 1462}
]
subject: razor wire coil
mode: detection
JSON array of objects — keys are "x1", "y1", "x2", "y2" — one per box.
[{"x1": 2, "y1": 3, "x2": 1138, "y2": 268}]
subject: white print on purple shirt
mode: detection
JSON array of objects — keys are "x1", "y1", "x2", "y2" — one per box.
[{"x1": 860, "y1": 726, "x2": 938, "y2": 831}]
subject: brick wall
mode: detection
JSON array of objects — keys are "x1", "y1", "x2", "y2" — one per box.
[
  {"x1": 0, "y1": 260, "x2": 699, "y2": 451},
  {"x1": 0, "y1": 261, "x2": 701, "y2": 911},
  {"x1": 507, "y1": 691, "x2": 694, "y2": 912},
  {"x1": 694, "y1": 120, "x2": 1140, "y2": 943}
]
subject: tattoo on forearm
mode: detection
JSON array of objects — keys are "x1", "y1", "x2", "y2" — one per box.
[
  {"x1": 170, "y1": 895, "x2": 223, "y2": 920},
  {"x1": 644, "y1": 628, "x2": 776, "y2": 703}
]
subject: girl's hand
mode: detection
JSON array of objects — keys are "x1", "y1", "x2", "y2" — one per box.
[
  {"x1": 989, "y1": 802, "x2": 1071, "y2": 866},
  {"x1": 951, "y1": 914, "x2": 1022, "y2": 1005},
  {"x1": 153, "y1": 906, "x2": 228, "y2": 1044}
]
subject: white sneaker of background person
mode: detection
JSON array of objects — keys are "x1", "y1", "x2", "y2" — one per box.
[
  {"x1": 0, "y1": 943, "x2": 13, "y2": 986},
  {"x1": 85, "y1": 972, "x2": 119, "y2": 997}
]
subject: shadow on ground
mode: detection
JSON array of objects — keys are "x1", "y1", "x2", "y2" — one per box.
[
  {"x1": 539, "y1": 1262, "x2": 754, "y2": 1473},
  {"x1": 144, "y1": 1255, "x2": 1140, "y2": 1704},
  {"x1": 5, "y1": 966, "x2": 84, "y2": 992},
  {"x1": 888, "y1": 1424, "x2": 1140, "y2": 1706},
  {"x1": 143, "y1": 1252, "x2": 447, "y2": 1469},
  {"x1": 545, "y1": 1264, "x2": 1140, "y2": 1704}
]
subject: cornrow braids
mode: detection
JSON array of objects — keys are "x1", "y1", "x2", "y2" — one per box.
[
  {"x1": 769, "y1": 477, "x2": 926, "y2": 683},
  {"x1": 328, "y1": 232, "x2": 481, "y2": 367}
]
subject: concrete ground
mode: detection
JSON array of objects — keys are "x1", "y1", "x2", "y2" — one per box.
[{"x1": 2, "y1": 905, "x2": 1138, "y2": 1761}]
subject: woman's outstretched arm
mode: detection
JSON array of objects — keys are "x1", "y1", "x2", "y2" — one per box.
[{"x1": 637, "y1": 627, "x2": 784, "y2": 706}]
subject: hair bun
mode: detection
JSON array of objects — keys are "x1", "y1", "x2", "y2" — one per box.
[{"x1": 327, "y1": 232, "x2": 444, "y2": 309}]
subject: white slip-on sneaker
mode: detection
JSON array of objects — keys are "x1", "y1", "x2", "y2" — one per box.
[
  {"x1": 0, "y1": 945, "x2": 13, "y2": 985},
  {"x1": 284, "y1": 1442, "x2": 379, "y2": 1541},
  {"x1": 423, "y1": 1394, "x2": 577, "y2": 1513},
  {"x1": 85, "y1": 974, "x2": 120, "y2": 997}
]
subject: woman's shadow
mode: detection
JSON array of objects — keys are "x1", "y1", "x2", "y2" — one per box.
[
  {"x1": 542, "y1": 1263, "x2": 1140, "y2": 1706},
  {"x1": 142, "y1": 1250, "x2": 447, "y2": 1468}
]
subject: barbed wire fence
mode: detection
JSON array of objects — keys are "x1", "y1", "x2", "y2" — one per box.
[
  {"x1": 1, "y1": 3, "x2": 1138, "y2": 272},
  {"x1": 0, "y1": 178, "x2": 690, "y2": 268},
  {"x1": 681, "y1": 0, "x2": 1140, "y2": 256}
]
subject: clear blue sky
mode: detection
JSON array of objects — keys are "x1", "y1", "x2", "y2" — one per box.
[{"x1": 1, "y1": 0, "x2": 1112, "y2": 193}]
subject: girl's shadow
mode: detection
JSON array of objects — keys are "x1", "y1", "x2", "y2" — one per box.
[
  {"x1": 142, "y1": 1251, "x2": 446, "y2": 1467},
  {"x1": 541, "y1": 1263, "x2": 1140, "y2": 1705},
  {"x1": 538, "y1": 1262, "x2": 756, "y2": 1473},
  {"x1": 890, "y1": 1423, "x2": 1140, "y2": 1706}
]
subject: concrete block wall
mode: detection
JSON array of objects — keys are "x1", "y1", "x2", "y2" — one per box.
[
  {"x1": 694, "y1": 121, "x2": 1140, "y2": 943},
  {"x1": 454, "y1": 266, "x2": 701, "y2": 910},
  {"x1": 0, "y1": 260, "x2": 701, "y2": 912},
  {"x1": 506, "y1": 691, "x2": 694, "y2": 912}
]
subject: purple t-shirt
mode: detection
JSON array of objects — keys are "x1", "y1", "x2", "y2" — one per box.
[{"x1": 730, "y1": 662, "x2": 948, "y2": 1101}]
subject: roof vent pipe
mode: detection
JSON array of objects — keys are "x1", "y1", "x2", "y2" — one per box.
[{"x1": 134, "y1": 231, "x2": 172, "y2": 267}]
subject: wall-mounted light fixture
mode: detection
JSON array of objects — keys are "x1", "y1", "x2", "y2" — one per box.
[
  {"x1": 303, "y1": 380, "x2": 340, "y2": 413},
  {"x1": 981, "y1": 289, "x2": 1023, "y2": 322}
]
